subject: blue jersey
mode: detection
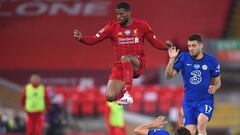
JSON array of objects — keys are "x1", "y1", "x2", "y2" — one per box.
[
  {"x1": 174, "y1": 52, "x2": 220, "y2": 101},
  {"x1": 148, "y1": 129, "x2": 170, "y2": 135}
]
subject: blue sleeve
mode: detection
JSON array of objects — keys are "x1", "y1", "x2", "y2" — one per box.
[
  {"x1": 173, "y1": 52, "x2": 184, "y2": 72},
  {"x1": 148, "y1": 129, "x2": 154, "y2": 135},
  {"x1": 148, "y1": 129, "x2": 170, "y2": 135},
  {"x1": 210, "y1": 57, "x2": 220, "y2": 77}
]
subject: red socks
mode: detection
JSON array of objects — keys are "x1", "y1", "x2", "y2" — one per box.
[
  {"x1": 115, "y1": 61, "x2": 133, "y2": 101},
  {"x1": 122, "y1": 61, "x2": 133, "y2": 91}
]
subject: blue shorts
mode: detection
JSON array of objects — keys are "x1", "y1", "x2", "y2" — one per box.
[{"x1": 182, "y1": 99, "x2": 214, "y2": 126}]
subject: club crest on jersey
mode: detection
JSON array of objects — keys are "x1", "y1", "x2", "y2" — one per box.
[
  {"x1": 133, "y1": 29, "x2": 138, "y2": 36},
  {"x1": 124, "y1": 29, "x2": 131, "y2": 36},
  {"x1": 117, "y1": 31, "x2": 123, "y2": 36},
  {"x1": 194, "y1": 64, "x2": 200, "y2": 69},
  {"x1": 202, "y1": 65, "x2": 208, "y2": 70}
]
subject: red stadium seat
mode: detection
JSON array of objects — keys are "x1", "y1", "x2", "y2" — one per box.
[
  {"x1": 53, "y1": 86, "x2": 68, "y2": 107},
  {"x1": 80, "y1": 87, "x2": 97, "y2": 116},
  {"x1": 95, "y1": 90, "x2": 107, "y2": 115},
  {"x1": 128, "y1": 85, "x2": 145, "y2": 113},
  {"x1": 142, "y1": 85, "x2": 160, "y2": 114},
  {"x1": 69, "y1": 87, "x2": 82, "y2": 117},
  {"x1": 173, "y1": 85, "x2": 184, "y2": 109},
  {"x1": 158, "y1": 85, "x2": 175, "y2": 113}
]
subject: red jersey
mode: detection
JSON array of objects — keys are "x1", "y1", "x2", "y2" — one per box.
[{"x1": 80, "y1": 18, "x2": 166, "y2": 60}]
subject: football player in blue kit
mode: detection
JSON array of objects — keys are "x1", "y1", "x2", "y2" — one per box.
[
  {"x1": 134, "y1": 116, "x2": 191, "y2": 135},
  {"x1": 165, "y1": 34, "x2": 221, "y2": 135}
]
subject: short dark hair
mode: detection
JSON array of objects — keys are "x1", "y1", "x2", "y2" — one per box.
[
  {"x1": 116, "y1": 2, "x2": 131, "y2": 11},
  {"x1": 175, "y1": 127, "x2": 191, "y2": 135},
  {"x1": 188, "y1": 33, "x2": 202, "y2": 43}
]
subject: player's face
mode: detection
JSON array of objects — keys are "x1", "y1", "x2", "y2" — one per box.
[
  {"x1": 115, "y1": 8, "x2": 130, "y2": 26},
  {"x1": 30, "y1": 75, "x2": 41, "y2": 85},
  {"x1": 187, "y1": 40, "x2": 203, "y2": 57}
]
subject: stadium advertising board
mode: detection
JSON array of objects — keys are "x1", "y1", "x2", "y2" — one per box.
[
  {"x1": 0, "y1": 0, "x2": 111, "y2": 17},
  {"x1": 213, "y1": 40, "x2": 240, "y2": 62}
]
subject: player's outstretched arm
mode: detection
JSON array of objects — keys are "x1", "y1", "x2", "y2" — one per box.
[
  {"x1": 143, "y1": 23, "x2": 172, "y2": 50},
  {"x1": 134, "y1": 116, "x2": 168, "y2": 135},
  {"x1": 74, "y1": 29, "x2": 83, "y2": 41},
  {"x1": 73, "y1": 29, "x2": 108, "y2": 46},
  {"x1": 165, "y1": 46, "x2": 179, "y2": 79},
  {"x1": 145, "y1": 32, "x2": 171, "y2": 50},
  {"x1": 142, "y1": 21, "x2": 171, "y2": 50}
]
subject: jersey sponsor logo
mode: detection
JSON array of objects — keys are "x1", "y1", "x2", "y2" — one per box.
[
  {"x1": 124, "y1": 29, "x2": 131, "y2": 36},
  {"x1": 118, "y1": 37, "x2": 135, "y2": 44},
  {"x1": 190, "y1": 70, "x2": 202, "y2": 84},
  {"x1": 202, "y1": 64, "x2": 208, "y2": 70},
  {"x1": 118, "y1": 37, "x2": 134, "y2": 41},
  {"x1": 194, "y1": 64, "x2": 200, "y2": 69}
]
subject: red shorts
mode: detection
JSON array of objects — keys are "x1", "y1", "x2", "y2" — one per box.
[{"x1": 109, "y1": 55, "x2": 146, "y2": 80}]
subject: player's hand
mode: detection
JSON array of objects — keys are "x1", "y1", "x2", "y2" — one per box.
[
  {"x1": 74, "y1": 29, "x2": 83, "y2": 41},
  {"x1": 168, "y1": 46, "x2": 179, "y2": 59},
  {"x1": 152, "y1": 116, "x2": 168, "y2": 128},
  {"x1": 208, "y1": 85, "x2": 216, "y2": 94},
  {"x1": 165, "y1": 40, "x2": 173, "y2": 49}
]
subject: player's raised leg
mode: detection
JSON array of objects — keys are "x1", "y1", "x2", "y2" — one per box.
[
  {"x1": 121, "y1": 55, "x2": 140, "y2": 91},
  {"x1": 116, "y1": 55, "x2": 140, "y2": 105},
  {"x1": 105, "y1": 55, "x2": 140, "y2": 105},
  {"x1": 106, "y1": 79, "x2": 133, "y2": 105}
]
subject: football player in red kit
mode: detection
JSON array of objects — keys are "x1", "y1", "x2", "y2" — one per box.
[{"x1": 74, "y1": 2, "x2": 172, "y2": 105}]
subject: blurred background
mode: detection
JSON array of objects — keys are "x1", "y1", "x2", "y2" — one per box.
[{"x1": 0, "y1": 0, "x2": 240, "y2": 135}]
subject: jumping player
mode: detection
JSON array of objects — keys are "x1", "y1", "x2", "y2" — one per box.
[
  {"x1": 165, "y1": 34, "x2": 221, "y2": 135},
  {"x1": 74, "y1": 2, "x2": 171, "y2": 105}
]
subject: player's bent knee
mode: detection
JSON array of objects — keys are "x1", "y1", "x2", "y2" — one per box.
[
  {"x1": 106, "y1": 96, "x2": 115, "y2": 102},
  {"x1": 121, "y1": 56, "x2": 130, "y2": 62},
  {"x1": 106, "y1": 93, "x2": 116, "y2": 102}
]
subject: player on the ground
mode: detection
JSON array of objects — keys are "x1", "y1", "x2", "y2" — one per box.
[
  {"x1": 74, "y1": 2, "x2": 171, "y2": 105},
  {"x1": 165, "y1": 34, "x2": 221, "y2": 135},
  {"x1": 134, "y1": 116, "x2": 191, "y2": 135}
]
